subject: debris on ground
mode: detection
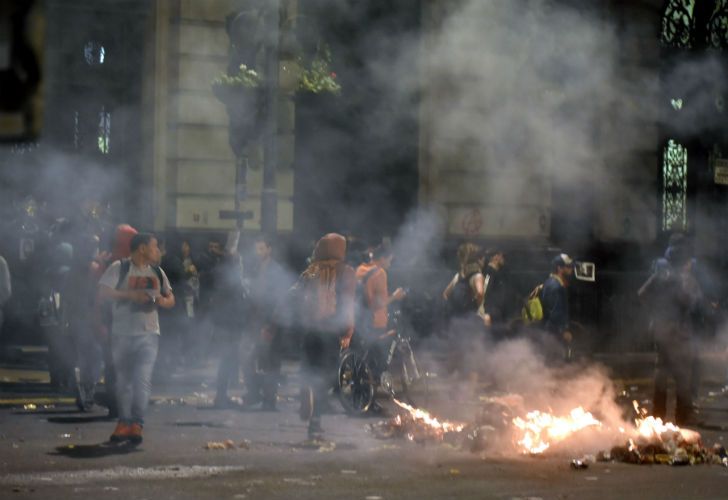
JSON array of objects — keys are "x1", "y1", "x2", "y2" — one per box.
[{"x1": 204, "y1": 440, "x2": 236, "y2": 450}]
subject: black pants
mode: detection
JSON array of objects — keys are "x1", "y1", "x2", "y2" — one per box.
[
  {"x1": 215, "y1": 325, "x2": 243, "y2": 400},
  {"x1": 244, "y1": 330, "x2": 283, "y2": 405},
  {"x1": 302, "y1": 331, "x2": 340, "y2": 419},
  {"x1": 653, "y1": 337, "x2": 694, "y2": 424}
]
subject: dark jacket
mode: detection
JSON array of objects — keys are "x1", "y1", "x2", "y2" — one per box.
[
  {"x1": 482, "y1": 264, "x2": 507, "y2": 323},
  {"x1": 541, "y1": 274, "x2": 569, "y2": 335}
]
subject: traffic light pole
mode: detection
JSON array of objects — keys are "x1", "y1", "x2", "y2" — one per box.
[{"x1": 260, "y1": 0, "x2": 280, "y2": 236}]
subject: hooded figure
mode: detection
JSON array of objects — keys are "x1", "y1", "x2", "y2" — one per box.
[
  {"x1": 296, "y1": 233, "x2": 356, "y2": 440},
  {"x1": 298, "y1": 233, "x2": 356, "y2": 338}
]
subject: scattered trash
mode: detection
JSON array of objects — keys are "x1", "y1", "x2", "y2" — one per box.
[
  {"x1": 449, "y1": 468, "x2": 461, "y2": 476},
  {"x1": 239, "y1": 440, "x2": 251, "y2": 449},
  {"x1": 365, "y1": 496, "x2": 383, "y2": 500},
  {"x1": 23, "y1": 404, "x2": 36, "y2": 411},
  {"x1": 283, "y1": 477, "x2": 315, "y2": 486},
  {"x1": 204, "y1": 440, "x2": 236, "y2": 450},
  {"x1": 59, "y1": 434, "x2": 71, "y2": 439},
  {"x1": 103, "y1": 486, "x2": 119, "y2": 491},
  {"x1": 570, "y1": 459, "x2": 588, "y2": 470},
  {"x1": 317, "y1": 440, "x2": 336, "y2": 453}
]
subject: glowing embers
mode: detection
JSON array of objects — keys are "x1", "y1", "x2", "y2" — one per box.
[
  {"x1": 369, "y1": 399, "x2": 466, "y2": 443},
  {"x1": 511, "y1": 407, "x2": 602, "y2": 454}
]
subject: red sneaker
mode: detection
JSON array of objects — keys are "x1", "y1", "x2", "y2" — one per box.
[
  {"x1": 129, "y1": 423, "x2": 143, "y2": 445},
  {"x1": 109, "y1": 422, "x2": 132, "y2": 443}
]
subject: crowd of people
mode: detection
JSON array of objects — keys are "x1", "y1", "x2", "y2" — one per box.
[{"x1": 0, "y1": 196, "x2": 723, "y2": 443}]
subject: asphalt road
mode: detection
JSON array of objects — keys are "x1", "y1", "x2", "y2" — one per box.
[{"x1": 1, "y1": 360, "x2": 728, "y2": 499}]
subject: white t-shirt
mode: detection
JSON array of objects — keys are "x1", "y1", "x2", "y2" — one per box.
[{"x1": 99, "y1": 260, "x2": 172, "y2": 336}]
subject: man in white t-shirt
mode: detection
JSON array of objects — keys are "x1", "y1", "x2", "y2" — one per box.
[{"x1": 98, "y1": 233, "x2": 174, "y2": 444}]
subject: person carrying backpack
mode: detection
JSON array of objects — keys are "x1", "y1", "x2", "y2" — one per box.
[
  {"x1": 98, "y1": 233, "x2": 174, "y2": 445},
  {"x1": 540, "y1": 254, "x2": 574, "y2": 342},
  {"x1": 442, "y1": 243, "x2": 486, "y2": 378},
  {"x1": 294, "y1": 233, "x2": 356, "y2": 440}
]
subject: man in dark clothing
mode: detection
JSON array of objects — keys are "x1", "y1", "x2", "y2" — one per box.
[
  {"x1": 295, "y1": 233, "x2": 356, "y2": 440},
  {"x1": 638, "y1": 234, "x2": 704, "y2": 426},
  {"x1": 482, "y1": 248, "x2": 508, "y2": 339},
  {"x1": 242, "y1": 235, "x2": 291, "y2": 410},
  {"x1": 540, "y1": 254, "x2": 574, "y2": 351},
  {"x1": 200, "y1": 232, "x2": 247, "y2": 408}
]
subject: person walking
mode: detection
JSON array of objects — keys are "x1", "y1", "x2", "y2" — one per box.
[
  {"x1": 98, "y1": 233, "x2": 174, "y2": 444},
  {"x1": 295, "y1": 233, "x2": 356, "y2": 440}
]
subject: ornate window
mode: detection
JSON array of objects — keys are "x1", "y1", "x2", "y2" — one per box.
[
  {"x1": 97, "y1": 109, "x2": 111, "y2": 154},
  {"x1": 662, "y1": 139, "x2": 688, "y2": 231},
  {"x1": 708, "y1": 0, "x2": 728, "y2": 48},
  {"x1": 661, "y1": 0, "x2": 695, "y2": 48}
]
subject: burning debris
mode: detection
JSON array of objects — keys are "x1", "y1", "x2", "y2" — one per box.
[
  {"x1": 369, "y1": 396, "x2": 728, "y2": 467},
  {"x1": 512, "y1": 407, "x2": 602, "y2": 454},
  {"x1": 368, "y1": 399, "x2": 466, "y2": 443}
]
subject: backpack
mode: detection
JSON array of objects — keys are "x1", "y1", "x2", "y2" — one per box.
[
  {"x1": 298, "y1": 260, "x2": 346, "y2": 325},
  {"x1": 448, "y1": 271, "x2": 479, "y2": 317},
  {"x1": 521, "y1": 283, "x2": 544, "y2": 324},
  {"x1": 354, "y1": 266, "x2": 381, "y2": 335}
]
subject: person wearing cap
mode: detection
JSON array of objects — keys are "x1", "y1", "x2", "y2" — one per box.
[{"x1": 540, "y1": 253, "x2": 574, "y2": 344}]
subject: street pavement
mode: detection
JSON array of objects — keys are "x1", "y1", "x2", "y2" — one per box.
[{"x1": 2, "y1": 354, "x2": 728, "y2": 499}]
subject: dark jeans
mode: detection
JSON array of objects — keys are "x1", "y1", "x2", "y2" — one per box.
[
  {"x1": 244, "y1": 331, "x2": 282, "y2": 405},
  {"x1": 653, "y1": 337, "x2": 694, "y2": 424},
  {"x1": 302, "y1": 331, "x2": 340, "y2": 420},
  {"x1": 215, "y1": 325, "x2": 244, "y2": 401}
]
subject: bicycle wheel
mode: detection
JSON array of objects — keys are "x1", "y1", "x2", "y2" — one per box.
[{"x1": 338, "y1": 350, "x2": 375, "y2": 415}]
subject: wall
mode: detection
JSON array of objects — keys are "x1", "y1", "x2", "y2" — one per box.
[{"x1": 148, "y1": 0, "x2": 297, "y2": 233}]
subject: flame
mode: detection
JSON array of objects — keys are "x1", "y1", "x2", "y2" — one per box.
[
  {"x1": 631, "y1": 401, "x2": 700, "y2": 444},
  {"x1": 392, "y1": 399, "x2": 466, "y2": 434},
  {"x1": 511, "y1": 407, "x2": 602, "y2": 454}
]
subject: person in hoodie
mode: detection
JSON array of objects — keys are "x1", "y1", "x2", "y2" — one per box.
[
  {"x1": 294, "y1": 233, "x2": 355, "y2": 440},
  {"x1": 93, "y1": 224, "x2": 138, "y2": 417}
]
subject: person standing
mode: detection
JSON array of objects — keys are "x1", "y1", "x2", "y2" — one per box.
[
  {"x1": 295, "y1": 233, "x2": 356, "y2": 440},
  {"x1": 354, "y1": 242, "x2": 406, "y2": 379},
  {"x1": 481, "y1": 248, "x2": 508, "y2": 339},
  {"x1": 206, "y1": 231, "x2": 247, "y2": 408},
  {"x1": 442, "y1": 243, "x2": 486, "y2": 377},
  {"x1": 638, "y1": 234, "x2": 703, "y2": 425},
  {"x1": 540, "y1": 254, "x2": 574, "y2": 348},
  {"x1": 242, "y1": 235, "x2": 291, "y2": 410},
  {"x1": 98, "y1": 233, "x2": 174, "y2": 444}
]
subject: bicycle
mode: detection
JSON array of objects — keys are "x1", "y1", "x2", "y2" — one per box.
[{"x1": 337, "y1": 307, "x2": 429, "y2": 415}]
